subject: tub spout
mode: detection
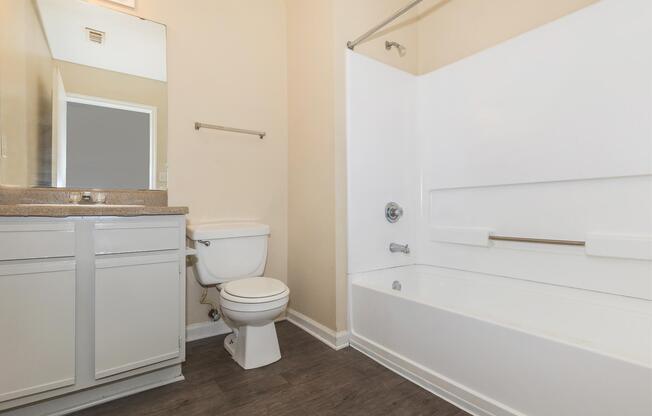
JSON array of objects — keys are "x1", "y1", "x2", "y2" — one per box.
[{"x1": 389, "y1": 242, "x2": 410, "y2": 254}]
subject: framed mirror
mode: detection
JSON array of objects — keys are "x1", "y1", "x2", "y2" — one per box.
[{"x1": 0, "y1": 0, "x2": 167, "y2": 190}]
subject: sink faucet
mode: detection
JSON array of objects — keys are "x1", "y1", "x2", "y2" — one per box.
[
  {"x1": 389, "y1": 242, "x2": 410, "y2": 254},
  {"x1": 70, "y1": 191, "x2": 107, "y2": 205}
]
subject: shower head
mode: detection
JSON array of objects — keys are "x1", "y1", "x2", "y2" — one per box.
[{"x1": 385, "y1": 40, "x2": 407, "y2": 56}]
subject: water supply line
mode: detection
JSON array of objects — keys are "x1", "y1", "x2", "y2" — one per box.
[{"x1": 199, "y1": 288, "x2": 221, "y2": 321}]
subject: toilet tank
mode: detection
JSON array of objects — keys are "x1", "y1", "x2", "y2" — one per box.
[{"x1": 187, "y1": 222, "x2": 270, "y2": 285}]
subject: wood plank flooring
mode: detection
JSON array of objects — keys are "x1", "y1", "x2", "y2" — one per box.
[{"x1": 73, "y1": 321, "x2": 471, "y2": 416}]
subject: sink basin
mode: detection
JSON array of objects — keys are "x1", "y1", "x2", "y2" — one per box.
[{"x1": 17, "y1": 204, "x2": 146, "y2": 208}]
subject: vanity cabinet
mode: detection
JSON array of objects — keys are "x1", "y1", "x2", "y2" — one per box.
[
  {"x1": 0, "y1": 216, "x2": 187, "y2": 415},
  {"x1": 94, "y1": 253, "x2": 181, "y2": 379},
  {"x1": 0, "y1": 259, "x2": 76, "y2": 403}
]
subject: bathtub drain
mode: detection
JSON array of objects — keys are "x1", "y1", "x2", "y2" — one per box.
[{"x1": 392, "y1": 280, "x2": 402, "y2": 291}]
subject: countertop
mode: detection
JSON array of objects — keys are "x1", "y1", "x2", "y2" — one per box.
[{"x1": 0, "y1": 204, "x2": 189, "y2": 217}]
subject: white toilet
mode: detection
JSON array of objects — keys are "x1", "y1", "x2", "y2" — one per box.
[{"x1": 187, "y1": 222, "x2": 289, "y2": 369}]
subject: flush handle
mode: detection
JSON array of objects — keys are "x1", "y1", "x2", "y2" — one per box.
[{"x1": 198, "y1": 240, "x2": 211, "y2": 247}]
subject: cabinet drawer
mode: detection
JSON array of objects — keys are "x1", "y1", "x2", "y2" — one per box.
[
  {"x1": 0, "y1": 222, "x2": 75, "y2": 261},
  {"x1": 0, "y1": 260, "x2": 76, "y2": 402},
  {"x1": 95, "y1": 221, "x2": 180, "y2": 255}
]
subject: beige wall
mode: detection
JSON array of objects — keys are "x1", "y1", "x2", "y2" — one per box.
[
  {"x1": 0, "y1": 0, "x2": 53, "y2": 187},
  {"x1": 286, "y1": 0, "x2": 337, "y2": 329},
  {"x1": 92, "y1": 0, "x2": 289, "y2": 326},
  {"x1": 416, "y1": 0, "x2": 599, "y2": 74},
  {"x1": 285, "y1": 0, "x2": 419, "y2": 331},
  {"x1": 54, "y1": 60, "x2": 168, "y2": 189}
]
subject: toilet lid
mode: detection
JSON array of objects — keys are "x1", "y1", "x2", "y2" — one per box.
[{"x1": 223, "y1": 277, "x2": 288, "y2": 299}]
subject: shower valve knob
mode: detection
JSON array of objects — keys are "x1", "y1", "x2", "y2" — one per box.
[{"x1": 385, "y1": 202, "x2": 403, "y2": 223}]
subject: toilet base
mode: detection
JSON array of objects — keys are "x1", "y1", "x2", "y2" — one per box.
[
  {"x1": 224, "y1": 332, "x2": 237, "y2": 357},
  {"x1": 224, "y1": 322, "x2": 281, "y2": 370}
]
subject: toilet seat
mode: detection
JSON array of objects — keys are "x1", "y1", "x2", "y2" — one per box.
[{"x1": 221, "y1": 277, "x2": 289, "y2": 304}]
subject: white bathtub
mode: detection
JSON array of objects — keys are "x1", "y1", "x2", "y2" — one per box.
[{"x1": 349, "y1": 265, "x2": 652, "y2": 416}]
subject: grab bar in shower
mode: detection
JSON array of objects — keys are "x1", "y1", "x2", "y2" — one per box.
[
  {"x1": 489, "y1": 235, "x2": 585, "y2": 246},
  {"x1": 195, "y1": 122, "x2": 266, "y2": 139}
]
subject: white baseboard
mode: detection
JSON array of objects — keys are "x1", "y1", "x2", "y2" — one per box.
[
  {"x1": 286, "y1": 308, "x2": 349, "y2": 351},
  {"x1": 3, "y1": 365, "x2": 183, "y2": 416},
  {"x1": 186, "y1": 320, "x2": 232, "y2": 342},
  {"x1": 350, "y1": 333, "x2": 523, "y2": 416}
]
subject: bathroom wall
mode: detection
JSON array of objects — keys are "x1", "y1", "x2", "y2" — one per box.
[
  {"x1": 286, "y1": 0, "x2": 420, "y2": 331},
  {"x1": 0, "y1": 0, "x2": 53, "y2": 186},
  {"x1": 91, "y1": 0, "x2": 289, "y2": 326},
  {"x1": 416, "y1": 0, "x2": 598, "y2": 74},
  {"x1": 286, "y1": 0, "x2": 337, "y2": 330}
]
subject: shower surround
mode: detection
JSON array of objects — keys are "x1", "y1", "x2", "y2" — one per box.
[{"x1": 346, "y1": 0, "x2": 652, "y2": 415}]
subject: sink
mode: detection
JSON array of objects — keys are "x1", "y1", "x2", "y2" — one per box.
[{"x1": 17, "y1": 204, "x2": 146, "y2": 208}]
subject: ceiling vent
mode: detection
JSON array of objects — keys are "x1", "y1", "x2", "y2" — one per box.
[{"x1": 85, "y1": 28, "x2": 105, "y2": 45}]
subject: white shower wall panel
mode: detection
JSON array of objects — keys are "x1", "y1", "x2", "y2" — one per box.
[
  {"x1": 424, "y1": 176, "x2": 652, "y2": 299},
  {"x1": 346, "y1": 51, "x2": 418, "y2": 274},
  {"x1": 416, "y1": 0, "x2": 652, "y2": 191},
  {"x1": 415, "y1": 0, "x2": 652, "y2": 299}
]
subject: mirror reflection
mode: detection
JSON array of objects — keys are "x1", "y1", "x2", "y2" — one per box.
[{"x1": 0, "y1": 0, "x2": 167, "y2": 190}]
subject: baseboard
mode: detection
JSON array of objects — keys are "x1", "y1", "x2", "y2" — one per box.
[
  {"x1": 350, "y1": 333, "x2": 523, "y2": 416},
  {"x1": 2, "y1": 365, "x2": 183, "y2": 416},
  {"x1": 186, "y1": 320, "x2": 232, "y2": 342},
  {"x1": 51, "y1": 375, "x2": 185, "y2": 416},
  {"x1": 286, "y1": 308, "x2": 349, "y2": 351}
]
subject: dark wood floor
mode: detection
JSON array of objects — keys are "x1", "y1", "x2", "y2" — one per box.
[{"x1": 73, "y1": 321, "x2": 470, "y2": 416}]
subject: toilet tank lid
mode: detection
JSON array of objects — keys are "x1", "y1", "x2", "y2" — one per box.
[{"x1": 187, "y1": 222, "x2": 270, "y2": 240}]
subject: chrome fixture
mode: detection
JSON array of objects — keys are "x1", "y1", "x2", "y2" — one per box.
[
  {"x1": 198, "y1": 240, "x2": 211, "y2": 247},
  {"x1": 68, "y1": 192, "x2": 82, "y2": 204},
  {"x1": 208, "y1": 308, "x2": 221, "y2": 322},
  {"x1": 347, "y1": 0, "x2": 423, "y2": 50},
  {"x1": 392, "y1": 280, "x2": 402, "y2": 291},
  {"x1": 195, "y1": 122, "x2": 266, "y2": 139},
  {"x1": 385, "y1": 41, "x2": 406, "y2": 56},
  {"x1": 489, "y1": 235, "x2": 585, "y2": 246},
  {"x1": 389, "y1": 242, "x2": 410, "y2": 254},
  {"x1": 385, "y1": 202, "x2": 403, "y2": 223}
]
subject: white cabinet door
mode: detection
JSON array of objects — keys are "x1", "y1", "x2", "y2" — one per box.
[
  {"x1": 94, "y1": 253, "x2": 180, "y2": 379},
  {"x1": 0, "y1": 260, "x2": 76, "y2": 402}
]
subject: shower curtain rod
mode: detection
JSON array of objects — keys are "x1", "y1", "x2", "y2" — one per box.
[{"x1": 347, "y1": 0, "x2": 424, "y2": 50}]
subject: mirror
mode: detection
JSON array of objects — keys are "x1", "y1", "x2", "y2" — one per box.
[{"x1": 0, "y1": 0, "x2": 167, "y2": 190}]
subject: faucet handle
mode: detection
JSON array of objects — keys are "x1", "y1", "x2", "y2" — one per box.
[
  {"x1": 385, "y1": 202, "x2": 403, "y2": 223},
  {"x1": 68, "y1": 192, "x2": 82, "y2": 204},
  {"x1": 92, "y1": 192, "x2": 107, "y2": 204}
]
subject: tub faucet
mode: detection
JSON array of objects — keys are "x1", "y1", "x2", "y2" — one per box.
[{"x1": 389, "y1": 242, "x2": 410, "y2": 254}]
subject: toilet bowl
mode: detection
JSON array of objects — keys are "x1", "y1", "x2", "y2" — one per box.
[
  {"x1": 187, "y1": 222, "x2": 289, "y2": 370},
  {"x1": 219, "y1": 277, "x2": 289, "y2": 369}
]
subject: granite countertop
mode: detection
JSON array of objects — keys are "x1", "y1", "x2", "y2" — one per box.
[
  {"x1": 0, "y1": 187, "x2": 188, "y2": 217},
  {"x1": 0, "y1": 204, "x2": 189, "y2": 217}
]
